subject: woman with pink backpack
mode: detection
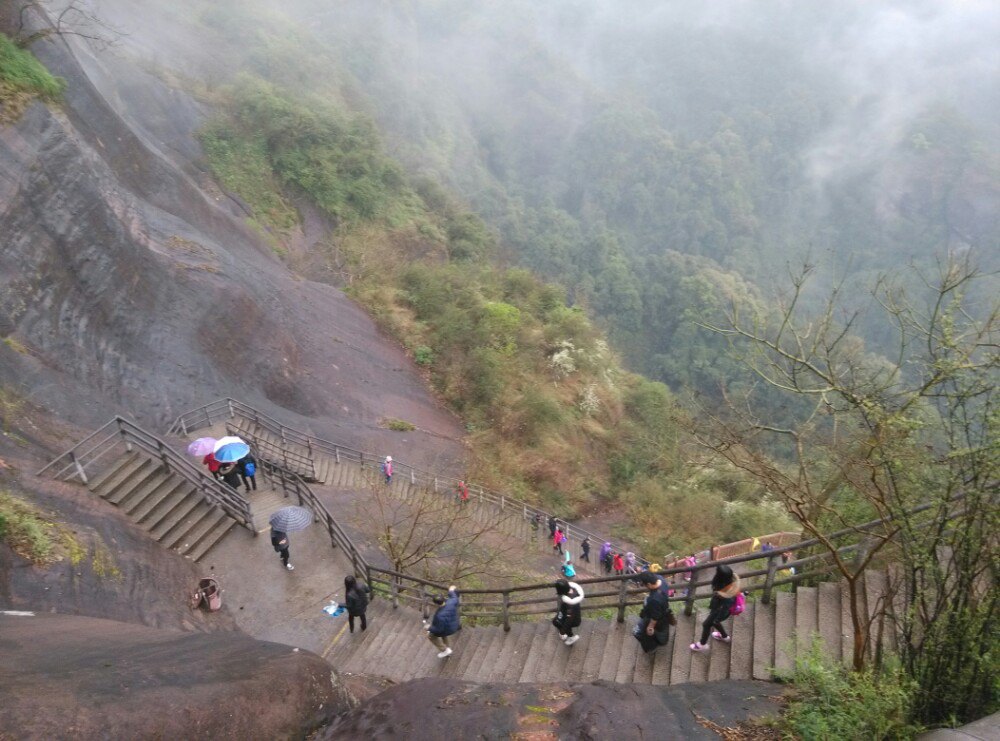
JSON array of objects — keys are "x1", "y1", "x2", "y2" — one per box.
[{"x1": 690, "y1": 564, "x2": 743, "y2": 652}]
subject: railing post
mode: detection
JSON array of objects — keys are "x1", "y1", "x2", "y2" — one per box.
[
  {"x1": 118, "y1": 419, "x2": 133, "y2": 453},
  {"x1": 410, "y1": 469, "x2": 415, "y2": 485},
  {"x1": 227, "y1": 399, "x2": 235, "y2": 420},
  {"x1": 180, "y1": 418, "x2": 188, "y2": 436},
  {"x1": 365, "y1": 563, "x2": 373, "y2": 599},
  {"x1": 762, "y1": 553, "x2": 780, "y2": 605},
  {"x1": 67, "y1": 451, "x2": 88, "y2": 485},
  {"x1": 502, "y1": 591, "x2": 511, "y2": 632},
  {"x1": 157, "y1": 440, "x2": 170, "y2": 474},
  {"x1": 433, "y1": 477, "x2": 438, "y2": 493},
  {"x1": 391, "y1": 575, "x2": 399, "y2": 609},
  {"x1": 335, "y1": 447, "x2": 341, "y2": 465},
  {"x1": 501, "y1": 495, "x2": 505, "y2": 511},
  {"x1": 617, "y1": 577, "x2": 629, "y2": 623},
  {"x1": 306, "y1": 438, "x2": 317, "y2": 480}
]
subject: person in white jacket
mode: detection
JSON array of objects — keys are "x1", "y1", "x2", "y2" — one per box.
[{"x1": 553, "y1": 579, "x2": 584, "y2": 646}]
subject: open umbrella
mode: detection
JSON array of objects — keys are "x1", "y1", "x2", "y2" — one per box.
[
  {"x1": 214, "y1": 441, "x2": 250, "y2": 463},
  {"x1": 187, "y1": 437, "x2": 217, "y2": 457},
  {"x1": 269, "y1": 506, "x2": 313, "y2": 532},
  {"x1": 213, "y1": 436, "x2": 245, "y2": 453}
]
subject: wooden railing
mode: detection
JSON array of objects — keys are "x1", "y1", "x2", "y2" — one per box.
[
  {"x1": 209, "y1": 421, "x2": 961, "y2": 631},
  {"x1": 168, "y1": 398, "x2": 652, "y2": 567},
  {"x1": 37, "y1": 416, "x2": 254, "y2": 530}
]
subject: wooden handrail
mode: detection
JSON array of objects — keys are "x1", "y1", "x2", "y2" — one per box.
[
  {"x1": 160, "y1": 399, "x2": 981, "y2": 627},
  {"x1": 38, "y1": 417, "x2": 254, "y2": 530}
]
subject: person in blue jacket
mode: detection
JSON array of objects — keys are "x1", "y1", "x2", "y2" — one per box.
[{"x1": 425, "y1": 585, "x2": 460, "y2": 658}]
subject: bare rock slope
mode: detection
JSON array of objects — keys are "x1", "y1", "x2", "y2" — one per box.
[{"x1": 0, "y1": 16, "x2": 464, "y2": 470}]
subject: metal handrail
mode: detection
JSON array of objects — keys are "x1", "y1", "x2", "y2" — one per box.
[{"x1": 38, "y1": 416, "x2": 254, "y2": 530}]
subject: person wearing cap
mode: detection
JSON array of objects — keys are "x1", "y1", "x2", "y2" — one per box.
[{"x1": 634, "y1": 571, "x2": 674, "y2": 653}]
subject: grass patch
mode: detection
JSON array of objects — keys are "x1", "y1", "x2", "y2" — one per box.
[
  {"x1": 0, "y1": 492, "x2": 58, "y2": 564},
  {"x1": 0, "y1": 32, "x2": 65, "y2": 121},
  {"x1": 382, "y1": 417, "x2": 416, "y2": 432}
]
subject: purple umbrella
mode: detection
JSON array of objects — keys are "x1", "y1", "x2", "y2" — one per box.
[{"x1": 187, "y1": 437, "x2": 217, "y2": 457}]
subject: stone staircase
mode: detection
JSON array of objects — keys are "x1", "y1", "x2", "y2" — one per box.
[
  {"x1": 216, "y1": 420, "x2": 604, "y2": 572},
  {"x1": 323, "y1": 569, "x2": 892, "y2": 685},
  {"x1": 87, "y1": 452, "x2": 241, "y2": 562}
]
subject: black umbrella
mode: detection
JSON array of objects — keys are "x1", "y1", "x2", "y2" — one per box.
[{"x1": 269, "y1": 506, "x2": 313, "y2": 532}]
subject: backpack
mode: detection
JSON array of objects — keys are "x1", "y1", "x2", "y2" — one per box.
[
  {"x1": 730, "y1": 592, "x2": 746, "y2": 616},
  {"x1": 244, "y1": 461, "x2": 256, "y2": 477}
]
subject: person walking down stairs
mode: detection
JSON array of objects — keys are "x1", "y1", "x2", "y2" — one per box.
[
  {"x1": 553, "y1": 527, "x2": 566, "y2": 556},
  {"x1": 218, "y1": 463, "x2": 242, "y2": 491},
  {"x1": 425, "y1": 586, "x2": 460, "y2": 658},
  {"x1": 270, "y1": 528, "x2": 294, "y2": 571},
  {"x1": 344, "y1": 575, "x2": 370, "y2": 633},
  {"x1": 553, "y1": 579, "x2": 584, "y2": 646},
  {"x1": 581, "y1": 536, "x2": 591, "y2": 563},
  {"x1": 690, "y1": 565, "x2": 741, "y2": 652},
  {"x1": 381, "y1": 456, "x2": 393, "y2": 484},
  {"x1": 635, "y1": 571, "x2": 675, "y2": 654}
]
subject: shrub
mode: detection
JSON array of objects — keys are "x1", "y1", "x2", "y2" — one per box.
[
  {"x1": 414, "y1": 346, "x2": 434, "y2": 365},
  {"x1": 384, "y1": 418, "x2": 416, "y2": 432},
  {"x1": 777, "y1": 641, "x2": 922, "y2": 740},
  {"x1": 0, "y1": 492, "x2": 56, "y2": 563}
]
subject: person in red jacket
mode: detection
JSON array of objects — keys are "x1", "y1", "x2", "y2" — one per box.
[
  {"x1": 202, "y1": 452, "x2": 221, "y2": 480},
  {"x1": 613, "y1": 552, "x2": 625, "y2": 575}
]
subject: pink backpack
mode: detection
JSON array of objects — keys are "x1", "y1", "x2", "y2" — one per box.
[{"x1": 730, "y1": 592, "x2": 746, "y2": 616}]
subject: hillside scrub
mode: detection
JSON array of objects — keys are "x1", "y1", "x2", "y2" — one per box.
[
  {"x1": 199, "y1": 78, "x2": 794, "y2": 556},
  {"x1": 0, "y1": 32, "x2": 64, "y2": 120}
]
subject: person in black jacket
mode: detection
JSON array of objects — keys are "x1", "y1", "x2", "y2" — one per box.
[
  {"x1": 218, "y1": 462, "x2": 242, "y2": 491},
  {"x1": 634, "y1": 571, "x2": 674, "y2": 653},
  {"x1": 344, "y1": 574, "x2": 370, "y2": 633},
  {"x1": 553, "y1": 579, "x2": 585, "y2": 645},
  {"x1": 271, "y1": 528, "x2": 293, "y2": 571}
]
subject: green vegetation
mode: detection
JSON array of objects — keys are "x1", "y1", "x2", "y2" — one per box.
[
  {"x1": 199, "y1": 70, "x2": 794, "y2": 556},
  {"x1": 0, "y1": 32, "x2": 64, "y2": 121},
  {"x1": 776, "y1": 643, "x2": 922, "y2": 740},
  {"x1": 383, "y1": 418, "x2": 416, "y2": 432},
  {"x1": 0, "y1": 492, "x2": 58, "y2": 564}
]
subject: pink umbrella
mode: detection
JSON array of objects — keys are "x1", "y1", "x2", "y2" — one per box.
[{"x1": 187, "y1": 437, "x2": 217, "y2": 457}]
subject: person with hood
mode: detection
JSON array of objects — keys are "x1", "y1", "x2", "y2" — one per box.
[
  {"x1": 599, "y1": 542, "x2": 612, "y2": 573},
  {"x1": 202, "y1": 451, "x2": 222, "y2": 480},
  {"x1": 635, "y1": 571, "x2": 674, "y2": 653},
  {"x1": 690, "y1": 565, "x2": 741, "y2": 652},
  {"x1": 553, "y1": 579, "x2": 584, "y2": 645},
  {"x1": 381, "y1": 456, "x2": 393, "y2": 484},
  {"x1": 613, "y1": 551, "x2": 625, "y2": 575},
  {"x1": 425, "y1": 585, "x2": 460, "y2": 658},
  {"x1": 344, "y1": 574, "x2": 370, "y2": 633},
  {"x1": 547, "y1": 516, "x2": 557, "y2": 539},
  {"x1": 625, "y1": 552, "x2": 637, "y2": 574},
  {"x1": 581, "y1": 536, "x2": 591, "y2": 563}
]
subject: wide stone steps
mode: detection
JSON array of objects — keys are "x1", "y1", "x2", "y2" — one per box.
[
  {"x1": 321, "y1": 570, "x2": 890, "y2": 686},
  {"x1": 89, "y1": 453, "x2": 239, "y2": 563}
]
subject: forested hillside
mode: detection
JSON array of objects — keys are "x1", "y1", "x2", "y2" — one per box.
[{"x1": 143, "y1": 0, "x2": 997, "y2": 558}]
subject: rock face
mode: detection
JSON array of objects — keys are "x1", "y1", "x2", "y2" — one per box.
[
  {"x1": 0, "y1": 613, "x2": 355, "y2": 738},
  {"x1": 0, "y1": 20, "x2": 465, "y2": 471},
  {"x1": 319, "y1": 677, "x2": 782, "y2": 739}
]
